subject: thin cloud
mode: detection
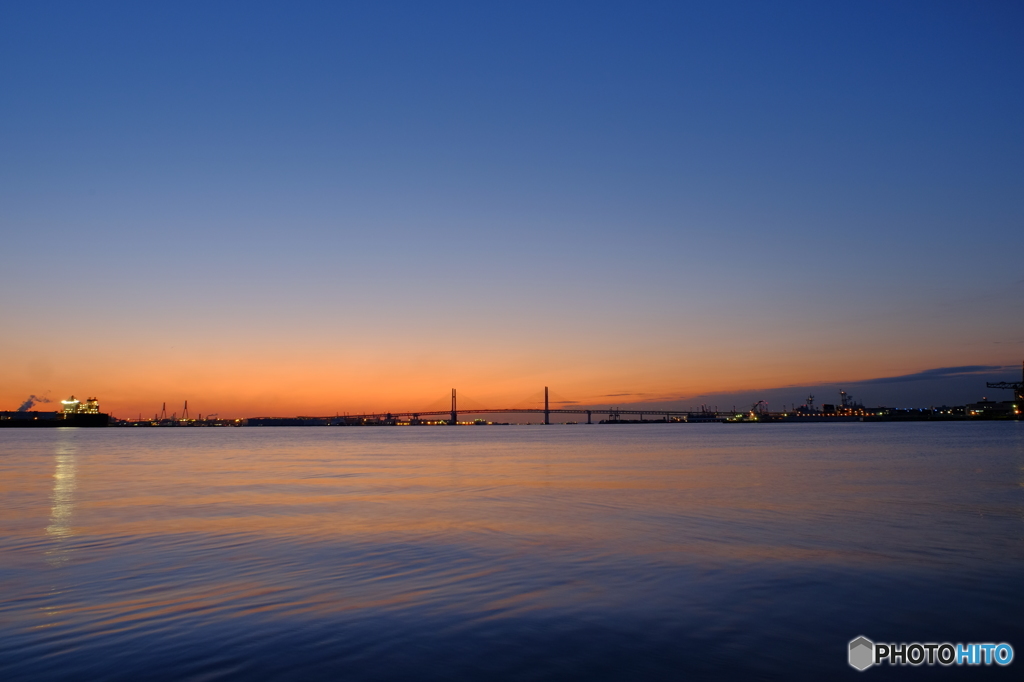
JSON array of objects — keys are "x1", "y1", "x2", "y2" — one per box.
[
  {"x1": 578, "y1": 365, "x2": 1016, "y2": 410},
  {"x1": 853, "y1": 365, "x2": 1011, "y2": 385}
]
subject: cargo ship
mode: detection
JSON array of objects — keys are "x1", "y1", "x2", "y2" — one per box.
[{"x1": 0, "y1": 395, "x2": 109, "y2": 427}]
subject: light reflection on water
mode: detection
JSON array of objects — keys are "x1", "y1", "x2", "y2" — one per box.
[
  {"x1": 45, "y1": 433, "x2": 77, "y2": 565},
  {"x1": 0, "y1": 424, "x2": 1022, "y2": 680}
]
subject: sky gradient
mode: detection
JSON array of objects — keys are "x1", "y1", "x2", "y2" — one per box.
[{"x1": 2, "y1": 1, "x2": 1022, "y2": 418}]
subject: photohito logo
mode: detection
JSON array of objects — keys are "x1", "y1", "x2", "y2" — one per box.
[{"x1": 849, "y1": 636, "x2": 1013, "y2": 670}]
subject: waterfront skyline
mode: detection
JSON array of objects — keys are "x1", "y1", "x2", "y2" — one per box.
[{"x1": 2, "y1": 2, "x2": 1022, "y2": 418}]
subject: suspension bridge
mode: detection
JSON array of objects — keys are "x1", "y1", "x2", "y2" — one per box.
[{"x1": 319, "y1": 387, "x2": 729, "y2": 425}]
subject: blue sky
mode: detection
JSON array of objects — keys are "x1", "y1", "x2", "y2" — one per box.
[{"x1": 1, "y1": 1, "x2": 1022, "y2": 415}]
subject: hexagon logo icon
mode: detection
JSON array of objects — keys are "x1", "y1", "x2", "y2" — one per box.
[{"x1": 849, "y1": 636, "x2": 874, "y2": 671}]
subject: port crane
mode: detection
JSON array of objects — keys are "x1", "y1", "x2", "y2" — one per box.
[{"x1": 986, "y1": 361, "x2": 1024, "y2": 404}]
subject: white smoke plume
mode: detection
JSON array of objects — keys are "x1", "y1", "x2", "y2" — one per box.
[{"x1": 18, "y1": 394, "x2": 51, "y2": 411}]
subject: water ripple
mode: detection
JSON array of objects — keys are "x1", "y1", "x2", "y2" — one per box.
[{"x1": 1, "y1": 423, "x2": 1022, "y2": 680}]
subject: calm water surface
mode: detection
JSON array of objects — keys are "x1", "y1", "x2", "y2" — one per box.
[{"x1": 1, "y1": 424, "x2": 1022, "y2": 680}]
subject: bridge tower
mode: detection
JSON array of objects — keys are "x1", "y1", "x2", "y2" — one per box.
[
  {"x1": 450, "y1": 388, "x2": 457, "y2": 425},
  {"x1": 544, "y1": 386, "x2": 550, "y2": 425}
]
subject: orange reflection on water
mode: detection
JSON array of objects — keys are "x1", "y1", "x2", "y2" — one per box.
[{"x1": 2, "y1": 426, "x2": 1002, "y2": 574}]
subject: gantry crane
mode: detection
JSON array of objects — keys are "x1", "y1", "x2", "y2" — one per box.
[{"x1": 986, "y1": 361, "x2": 1024, "y2": 404}]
